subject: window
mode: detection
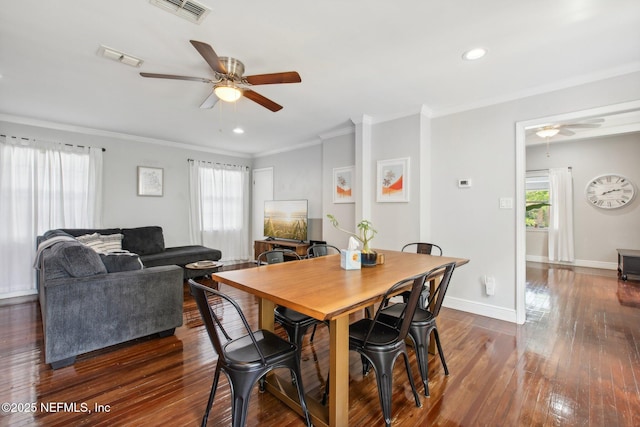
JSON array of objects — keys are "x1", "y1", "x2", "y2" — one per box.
[
  {"x1": 188, "y1": 160, "x2": 250, "y2": 261},
  {"x1": 526, "y1": 173, "x2": 550, "y2": 228}
]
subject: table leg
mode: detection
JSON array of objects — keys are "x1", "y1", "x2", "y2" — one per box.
[
  {"x1": 258, "y1": 298, "x2": 275, "y2": 331},
  {"x1": 329, "y1": 316, "x2": 349, "y2": 427}
]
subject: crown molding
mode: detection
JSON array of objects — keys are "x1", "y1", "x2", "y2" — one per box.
[{"x1": 0, "y1": 113, "x2": 252, "y2": 158}]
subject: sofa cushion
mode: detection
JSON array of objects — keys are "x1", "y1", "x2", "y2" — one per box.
[
  {"x1": 122, "y1": 226, "x2": 165, "y2": 255},
  {"x1": 140, "y1": 245, "x2": 222, "y2": 268},
  {"x1": 43, "y1": 241, "x2": 107, "y2": 279},
  {"x1": 99, "y1": 252, "x2": 143, "y2": 272}
]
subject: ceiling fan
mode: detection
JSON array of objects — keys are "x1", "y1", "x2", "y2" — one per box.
[
  {"x1": 140, "y1": 40, "x2": 301, "y2": 112},
  {"x1": 529, "y1": 118, "x2": 605, "y2": 138}
]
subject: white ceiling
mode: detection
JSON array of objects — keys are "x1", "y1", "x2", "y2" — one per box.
[{"x1": 1, "y1": 1, "x2": 639, "y2": 157}]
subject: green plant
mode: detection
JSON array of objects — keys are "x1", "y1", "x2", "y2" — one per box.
[{"x1": 326, "y1": 214, "x2": 377, "y2": 253}]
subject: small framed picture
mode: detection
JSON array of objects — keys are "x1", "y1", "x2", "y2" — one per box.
[
  {"x1": 137, "y1": 166, "x2": 163, "y2": 197},
  {"x1": 333, "y1": 166, "x2": 355, "y2": 203},
  {"x1": 377, "y1": 158, "x2": 410, "y2": 202}
]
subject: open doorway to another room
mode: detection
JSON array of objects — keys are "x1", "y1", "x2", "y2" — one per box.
[{"x1": 515, "y1": 100, "x2": 640, "y2": 324}]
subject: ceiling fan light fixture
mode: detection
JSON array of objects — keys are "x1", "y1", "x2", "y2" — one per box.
[
  {"x1": 214, "y1": 81, "x2": 243, "y2": 102},
  {"x1": 536, "y1": 127, "x2": 560, "y2": 139}
]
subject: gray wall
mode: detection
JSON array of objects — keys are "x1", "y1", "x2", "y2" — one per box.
[
  {"x1": 526, "y1": 132, "x2": 640, "y2": 268},
  {"x1": 321, "y1": 132, "x2": 356, "y2": 248},
  {"x1": 253, "y1": 143, "x2": 324, "y2": 240}
]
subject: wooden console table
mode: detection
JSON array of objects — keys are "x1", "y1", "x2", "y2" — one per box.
[
  {"x1": 254, "y1": 239, "x2": 310, "y2": 260},
  {"x1": 617, "y1": 249, "x2": 640, "y2": 281}
]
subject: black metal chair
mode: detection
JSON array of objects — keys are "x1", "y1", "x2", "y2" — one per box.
[
  {"x1": 188, "y1": 280, "x2": 312, "y2": 427},
  {"x1": 346, "y1": 272, "x2": 428, "y2": 427},
  {"x1": 400, "y1": 242, "x2": 443, "y2": 308},
  {"x1": 257, "y1": 250, "x2": 323, "y2": 359},
  {"x1": 306, "y1": 243, "x2": 340, "y2": 258},
  {"x1": 305, "y1": 244, "x2": 340, "y2": 341},
  {"x1": 379, "y1": 262, "x2": 456, "y2": 397}
]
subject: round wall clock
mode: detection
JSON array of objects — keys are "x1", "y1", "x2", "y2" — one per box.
[{"x1": 585, "y1": 174, "x2": 636, "y2": 209}]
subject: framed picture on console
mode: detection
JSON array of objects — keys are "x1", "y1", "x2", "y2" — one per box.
[
  {"x1": 137, "y1": 166, "x2": 163, "y2": 197},
  {"x1": 333, "y1": 166, "x2": 354, "y2": 203}
]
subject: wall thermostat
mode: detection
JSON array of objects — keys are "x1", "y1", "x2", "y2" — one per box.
[{"x1": 458, "y1": 179, "x2": 472, "y2": 188}]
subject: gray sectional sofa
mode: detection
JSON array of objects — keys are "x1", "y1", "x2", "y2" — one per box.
[{"x1": 35, "y1": 226, "x2": 222, "y2": 369}]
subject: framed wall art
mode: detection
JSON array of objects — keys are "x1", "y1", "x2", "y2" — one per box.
[
  {"x1": 377, "y1": 157, "x2": 409, "y2": 202},
  {"x1": 333, "y1": 166, "x2": 355, "y2": 203},
  {"x1": 137, "y1": 166, "x2": 164, "y2": 197}
]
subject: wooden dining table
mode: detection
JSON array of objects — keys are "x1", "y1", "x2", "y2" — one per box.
[{"x1": 211, "y1": 249, "x2": 469, "y2": 427}]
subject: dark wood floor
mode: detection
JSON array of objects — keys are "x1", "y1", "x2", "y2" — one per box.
[{"x1": 1, "y1": 263, "x2": 639, "y2": 426}]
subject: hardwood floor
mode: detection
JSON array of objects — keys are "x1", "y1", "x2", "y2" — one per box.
[{"x1": 1, "y1": 262, "x2": 639, "y2": 426}]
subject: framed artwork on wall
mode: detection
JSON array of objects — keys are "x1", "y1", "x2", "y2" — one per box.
[
  {"x1": 377, "y1": 157, "x2": 410, "y2": 202},
  {"x1": 333, "y1": 166, "x2": 355, "y2": 203},
  {"x1": 137, "y1": 166, "x2": 164, "y2": 197}
]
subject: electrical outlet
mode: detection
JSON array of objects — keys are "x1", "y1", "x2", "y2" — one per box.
[{"x1": 484, "y1": 276, "x2": 496, "y2": 296}]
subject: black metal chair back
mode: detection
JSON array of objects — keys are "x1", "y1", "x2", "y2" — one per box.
[
  {"x1": 257, "y1": 249, "x2": 301, "y2": 265},
  {"x1": 402, "y1": 242, "x2": 443, "y2": 256},
  {"x1": 306, "y1": 243, "x2": 340, "y2": 258},
  {"x1": 189, "y1": 280, "x2": 312, "y2": 427}
]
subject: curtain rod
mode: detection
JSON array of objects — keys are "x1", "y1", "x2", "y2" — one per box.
[
  {"x1": 187, "y1": 158, "x2": 249, "y2": 170},
  {"x1": 526, "y1": 166, "x2": 572, "y2": 173},
  {"x1": 0, "y1": 134, "x2": 106, "y2": 152}
]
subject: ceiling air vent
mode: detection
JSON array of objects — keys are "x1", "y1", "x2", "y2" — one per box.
[{"x1": 149, "y1": 0, "x2": 211, "y2": 24}]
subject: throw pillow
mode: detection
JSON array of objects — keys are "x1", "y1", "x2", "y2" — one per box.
[
  {"x1": 57, "y1": 242, "x2": 107, "y2": 277},
  {"x1": 100, "y1": 233, "x2": 124, "y2": 252},
  {"x1": 99, "y1": 251, "x2": 143, "y2": 272},
  {"x1": 76, "y1": 233, "x2": 105, "y2": 252}
]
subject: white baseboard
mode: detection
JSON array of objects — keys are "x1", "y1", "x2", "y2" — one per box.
[
  {"x1": 526, "y1": 255, "x2": 617, "y2": 271},
  {"x1": 443, "y1": 296, "x2": 517, "y2": 323},
  {"x1": 0, "y1": 290, "x2": 37, "y2": 305}
]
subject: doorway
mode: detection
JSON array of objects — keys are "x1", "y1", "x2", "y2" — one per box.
[{"x1": 515, "y1": 100, "x2": 640, "y2": 324}]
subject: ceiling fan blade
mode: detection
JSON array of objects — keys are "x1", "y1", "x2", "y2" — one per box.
[
  {"x1": 243, "y1": 89, "x2": 283, "y2": 112},
  {"x1": 558, "y1": 128, "x2": 575, "y2": 136},
  {"x1": 565, "y1": 118, "x2": 605, "y2": 125},
  {"x1": 564, "y1": 123, "x2": 602, "y2": 129},
  {"x1": 190, "y1": 40, "x2": 227, "y2": 74},
  {"x1": 140, "y1": 72, "x2": 212, "y2": 83},
  {"x1": 245, "y1": 71, "x2": 302, "y2": 85},
  {"x1": 200, "y1": 92, "x2": 219, "y2": 109}
]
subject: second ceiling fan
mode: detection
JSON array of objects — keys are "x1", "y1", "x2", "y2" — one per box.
[{"x1": 140, "y1": 40, "x2": 301, "y2": 112}]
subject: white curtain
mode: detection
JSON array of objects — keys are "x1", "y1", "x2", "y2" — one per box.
[
  {"x1": 548, "y1": 167, "x2": 574, "y2": 262},
  {"x1": 188, "y1": 160, "x2": 250, "y2": 262},
  {"x1": 0, "y1": 136, "x2": 103, "y2": 297}
]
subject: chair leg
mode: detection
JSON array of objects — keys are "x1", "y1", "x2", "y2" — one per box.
[
  {"x1": 361, "y1": 352, "x2": 394, "y2": 427},
  {"x1": 227, "y1": 370, "x2": 262, "y2": 427},
  {"x1": 290, "y1": 362, "x2": 313, "y2": 427},
  {"x1": 401, "y1": 351, "x2": 422, "y2": 408},
  {"x1": 309, "y1": 324, "x2": 318, "y2": 342},
  {"x1": 433, "y1": 328, "x2": 449, "y2": 375},
  {"x1": 409, "y1": 326, "x2": 431, "y2": 397},
  {"x1": 202, "y1": 363, "x2": 222, "y2": 427}
]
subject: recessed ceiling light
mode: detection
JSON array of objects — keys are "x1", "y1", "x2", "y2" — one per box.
[
  {"x1": 233, "y1": 127, "x2": 244, "y2": 134},
  {"x1": 462, "y1": 47, "x2": 488, "y2": 61}
]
